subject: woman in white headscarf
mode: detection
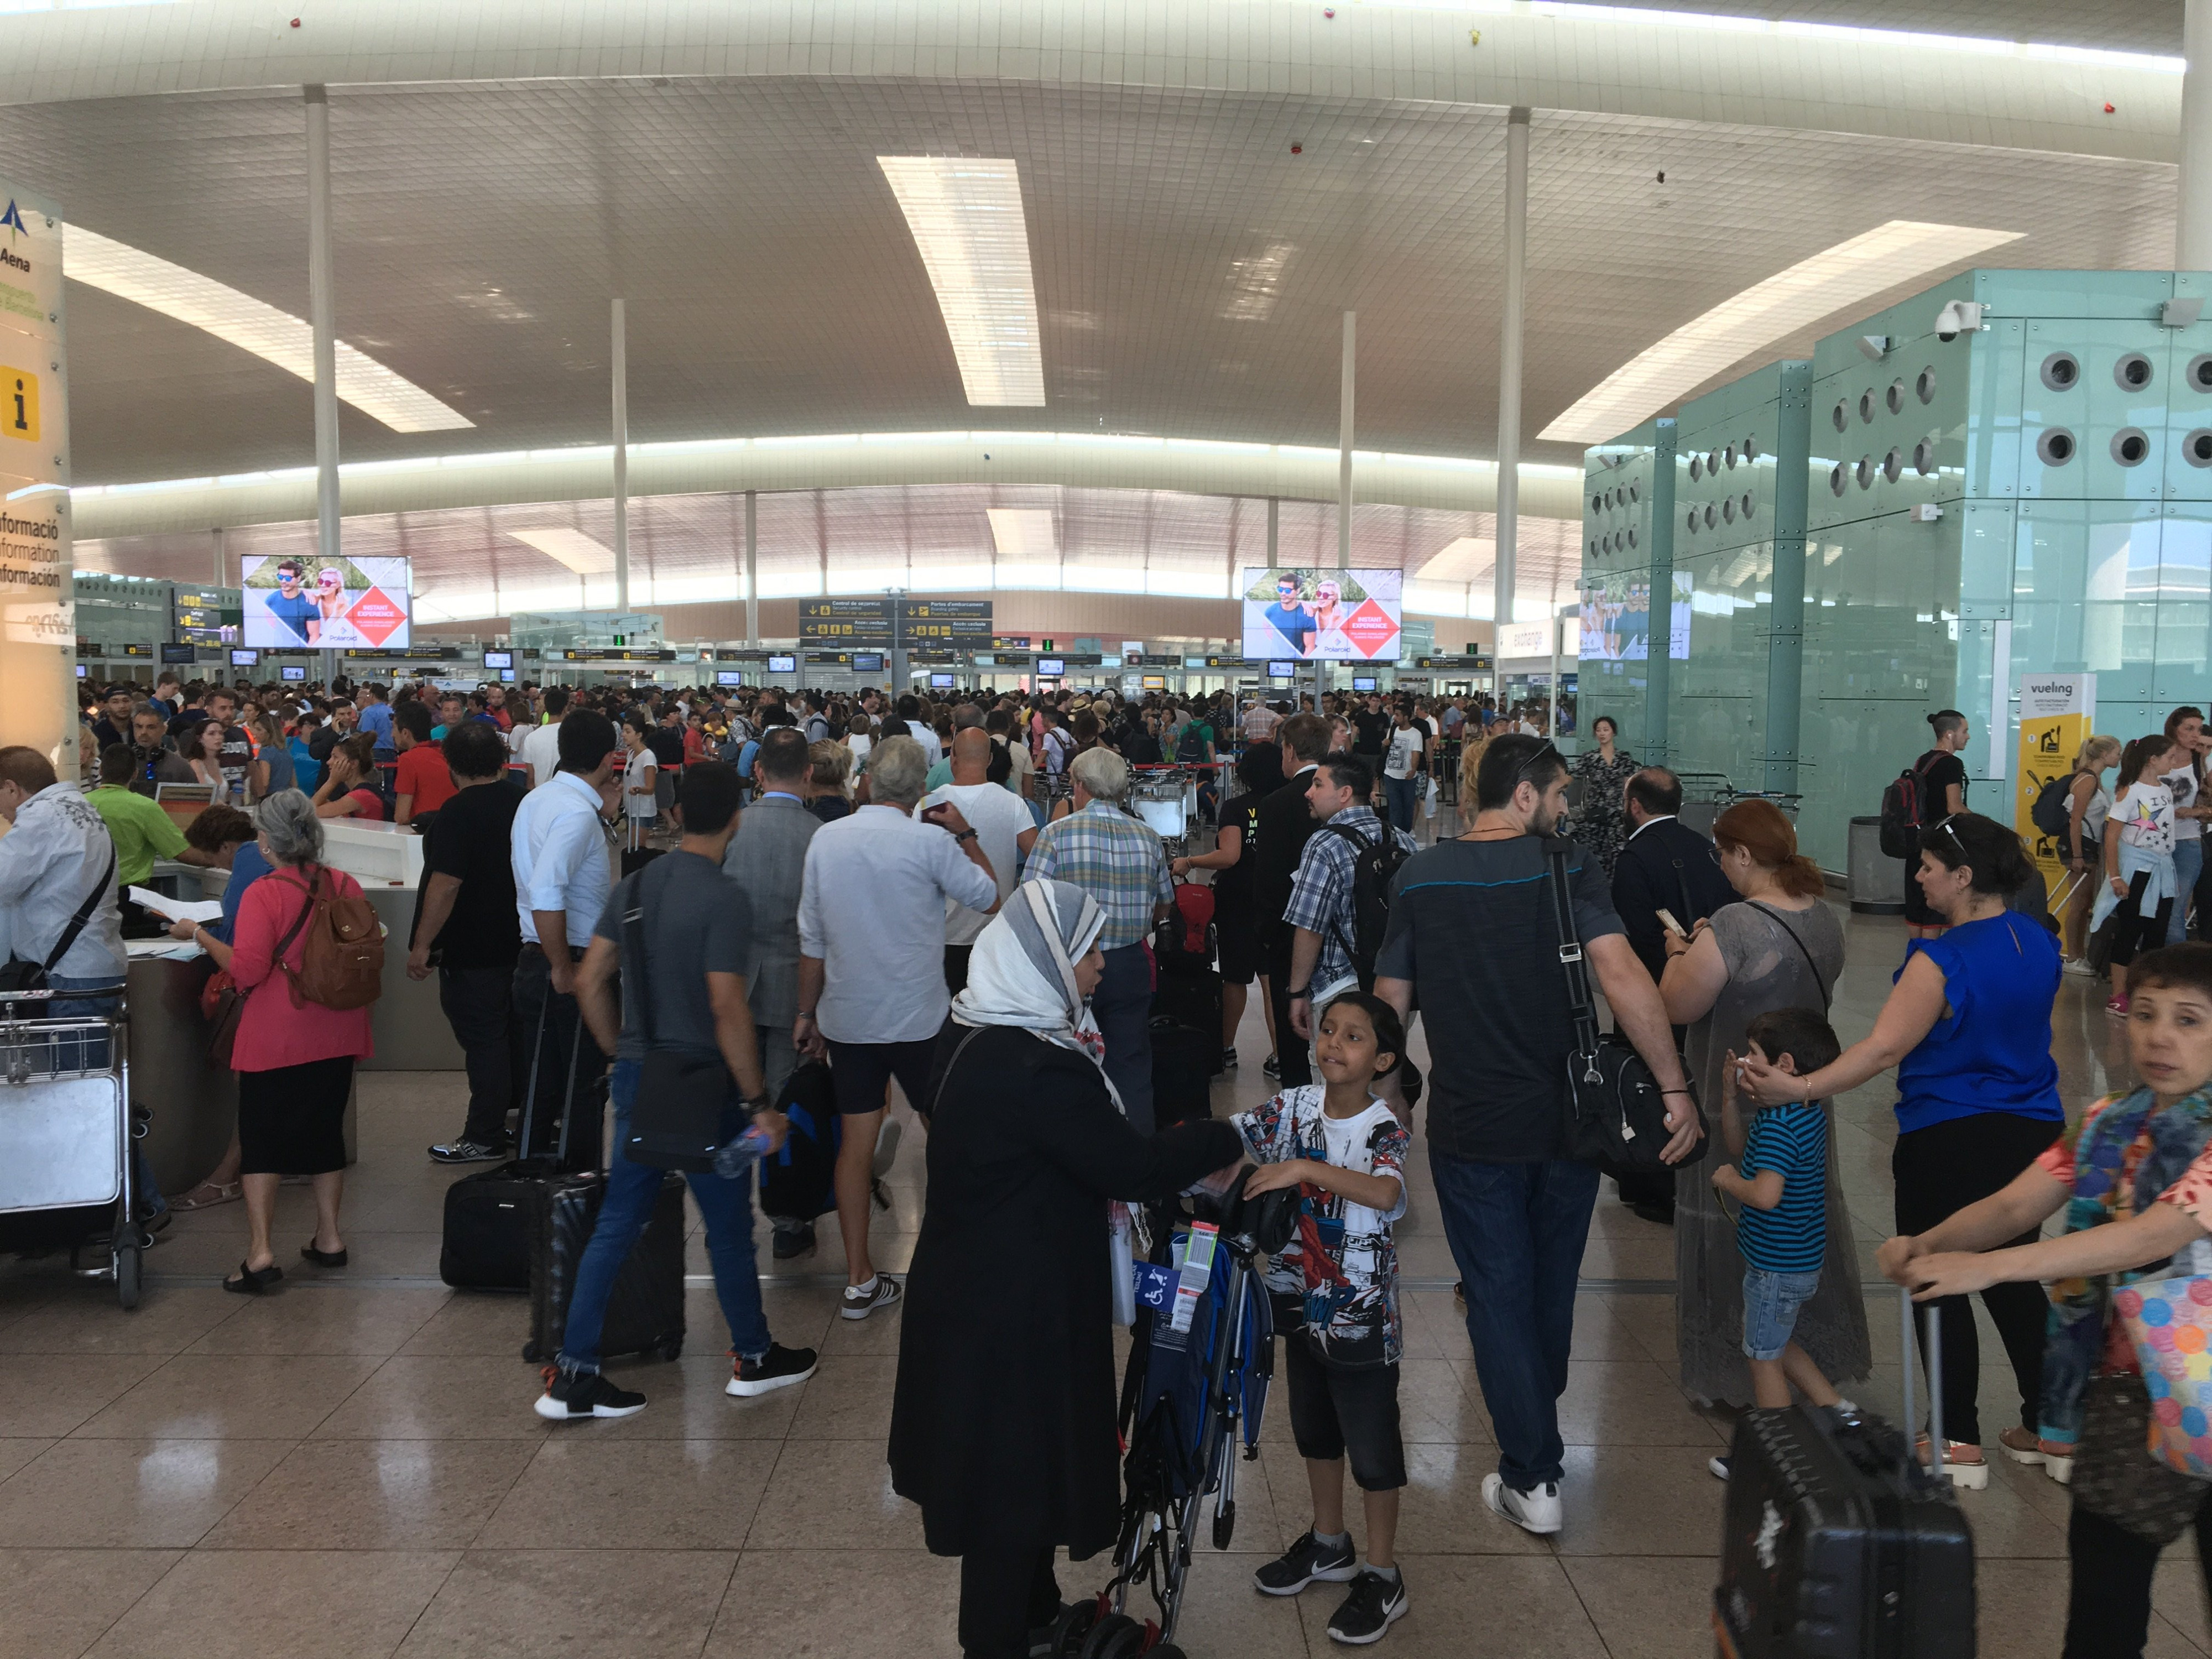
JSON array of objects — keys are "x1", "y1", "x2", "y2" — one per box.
[{"x1": 891, "y1": 879, "x2": 1243, "y2": 1659}]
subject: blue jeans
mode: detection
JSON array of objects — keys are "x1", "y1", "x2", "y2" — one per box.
[
  {"x1": 1430, "y1": 1150, "x2": 1598, "y2": 1489},
  {"x1": 1741, "y1": 1266, "x2": 1822, "y2": 1361},
  {"x1": 48, "y1": 973, "x2": 164, "y2": 1220},
  {"x1": 559, "y1": 1059, "x2": 771, "y2": 1371},
  {"x1": 2171, "y1": 837, "x2": 2204, "y2": 946},
  {"x1": 1384, "y1": 775, "x2": 1420, "y2": 835}
]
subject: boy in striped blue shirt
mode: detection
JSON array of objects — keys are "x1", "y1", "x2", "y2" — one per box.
[{"x1": 1713, "y1": 1007, "x2": 1845, "y2": 1442}]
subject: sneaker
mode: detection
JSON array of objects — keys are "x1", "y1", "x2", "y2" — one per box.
[
  {"x1": 2107, "y1": 994, "x2": 2131, "y2": 1019},
  {"x1": 429, "y1": 1139, "x2": 510, "y2": 1164},
  {"x1": 2063, "y1": 957, "x2": 2100, "y2": 979},
  {"x1": 1222, "y1": 1046, "x2": 1240, "y2": 1070},
  {"x1": 1262, "y1": 1053, "x2": 1282, "y2": 1079},
  {"x1": 1481, "y1": 1474, "x2": 1563, "y2": 1535},
  {"x1": 1253, "y1": 1529, "x2": 1358, "y2": 1596},
  {"x1": 534, "y1": 1365, "x2": 647, "y2": 1422},
  {"x1": 1327, "y1": 1570, "x2": 1408, "y2": 1645},
  {"x1": 841, "y1": 1276, "x2": 905, "y2": 1321},
  {"x1": 1709, "y1": 1455, "x2": 1731, "y2": 1481},
  {"x1": 771, "y1": 1222, "x2": 816, "y2": 1261},
  {"x1": 728, "y1": 1343, "x2": 819, "y2": 1397}
]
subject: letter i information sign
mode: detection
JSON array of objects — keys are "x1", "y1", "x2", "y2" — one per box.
[
  {"x1": 0, "y1": 186, "x2": 70, "y2": 775},
  {"x1": 2013, "y1": 674, "x2": 2095, "y2": 895}
]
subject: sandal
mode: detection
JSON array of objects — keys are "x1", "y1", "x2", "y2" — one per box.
[
  {"x1": 300, "y1": 1242, "x2": 348, "y2": 1268},
  {"x1": 1914, "y1": 1435, "x2": 1990, "y2": 1489},
  {"x1": 222, "y1": 1259, "x2": 284, "y2": 1295},
  {"x1": 169, "y1": 1180, "x2": 242, "y2": 1212}
]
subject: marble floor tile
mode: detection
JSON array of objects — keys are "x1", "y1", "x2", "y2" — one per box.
[
  {"x1": 787, "y1": 1354, "x2": 903, "y2": 1441},
  {"x1": 0, "y1": 1352, "x2": 163, "y2": 1437},
  {"x1": 398, "y1": 1550, "x2": 739, "y2": 1659},
  {"x1": 475, "y1": 1437, "x2": 778, "y2": 1551},
  {"x1": 74, "y1": 1354, "x2": 381, "y2": 1441},
  {"x1": 1295, "y1": 1554, "x2": 1606, "y2": 1657},
  {"x1": 393, "y1": 1292, "x2": 531, "y2": 1358},
  {"x1": 0, "y1": 1549, "x2": 182, "y2": 1659},
  {"x1": 82, "y1": 1548, "x2": 458, "y2": 1659},
  {"x1": 1563, "y1": 1555, "x2": 1724, "y2": 1659},
  {"x1": 706, "y1": 1548, "x2": 962, "y2": 1659},
  {"x1": 309, "y1": 1355, "x2": 555, "y2": 1441},
  {"x1": 0, "y1": 1285, "x2": 243, "y2": 1356},
  {"x1": 580, "y1": 1353, "x2": 806, "y2": 1441},
  {"x1": 0, "y1": 1438, "x2": 293, "y2": 1548},
  {"x1": 749, "y1": 1438, "x2": 926, "y2": 1551},
  {"x1": 198, "y1": 1436, "x2": 539, "y2": 1551},
  {"x1": 182, "y1": 1286, "x2": 451, "y2": 1357}
]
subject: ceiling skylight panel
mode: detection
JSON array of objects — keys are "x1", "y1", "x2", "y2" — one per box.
[
  {"x1": 64, "y1": 224, "x2": 472, "y2": 434},
  {"x1": 878, "y1": 158, "x2": 1046, "y2": 408},
  {"x1": 507, "y1": 527, "x2": 617, "y2": 575},
  {"x1": 1541, "y1": 220, "x2": 2023, "y2": 445}
]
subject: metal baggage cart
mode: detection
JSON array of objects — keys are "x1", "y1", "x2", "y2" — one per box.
[
  {"x1": 1128, "y1": 765, "x2": 1199, "y2": 857},
  {"x1": 0, "y1": 984, "x2": 142, "y2": 1308}
]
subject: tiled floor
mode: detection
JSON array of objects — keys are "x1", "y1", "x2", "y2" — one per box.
[{"x1": 1, "y1": 903, "x2": 2207, "y2": 1657}]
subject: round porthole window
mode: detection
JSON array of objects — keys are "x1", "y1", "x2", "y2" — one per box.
[
  {"x1": 1709, "y1": 450, "x2": 1723, "y2": 474},
  {"x1": 1704, "y1": 503, "x2": 1718, "y2": 529},
  {"x1": 1743, "y1": 435, "x2": 1759, "y2": 461},
  {"x1": 2191, "y1": 355, "x2": 2212, "y2": 394},
  {"x1": 1629, "y1": 482, "x2": 1640, "y2": 504},
  {"x1": 1887, "y1": 379, "x2": 1906, "y2": 415},
  {"x1": 1829, "y1": 463, "x2": 1848, "y2": 496},
  {"x1": 1721, "y1": 497, "x2": 1736, "y2": 524},
  {"x1": 1590, "y1": 494, "x2": 1602, "y2": 515},
  {"x1": 2186, "y1": 428, "x2": 2212, "y2": 468},
  {"x1": 1627, "y1": 526, "x2": 1638, "y2": 549},
  {"x1": 2116, "y1": 352, "x2": 2154, "y2": 392},
  {"x1": 1740, "y1": 492, "x2": 1754, "y2": 520},
  {"x1": 2041, "y1": 352, "x2": 2081, "y2": 392},
  {"x1": 1687, "y1": 508, "x2": 1700, "y2": 532},
  {"x1": 1688, "y1": 455, "x2": 1703, "y2": 482},
  {"x1": 1913, "y1": 438, "x2": 1935, "y2": 476},
  {"x1": 2038, "y1": 427, "x2": 2078, "y2": 467},
  {"x1": 1859, "y1": 390, "x2": 1877, "y2": 424},
  {"x1": 1917, "y1": 367, "x2": 1937, "y2": 404},
  {"x1": 1832, "y1": 401, "x2": 1849, "y2": 434},
  {"x1": 1883, "y1": 447, "x2": 1903, "y2": 484},
  {"x1": 1856, "y1": 455, "x2": 1875, "y2": 489},
  {"x1": 2112, "y1": 427, "x2": 2151, "y2": 467},
  {"x1": 1725, "y1": 444, "x2": 1739, "y2": 469},
  {"x1": 1588, "y1": 539, "x2": 1598, "y2": 556}
]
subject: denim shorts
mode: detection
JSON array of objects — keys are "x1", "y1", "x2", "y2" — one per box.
[{"x1": 1741, "y1": 1266, "x2": 1822, "y2": 1361}]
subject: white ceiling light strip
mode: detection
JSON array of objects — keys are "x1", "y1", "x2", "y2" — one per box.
[
  {"x1": 878, "y1": 158, "x2": 1046, "y2": 408},
  {"x1": 1360, "y1": 1, "x2": 2184, "y2": 72},
  {"x1": 505, "y1": 526, "x2": 615, "y2": 575},
  {"x1": 1540, "y1": 219, "x2": 2024, "y2": 445},
  {"x1": 64, "y1": 223, "x2": 473, "y2": 434}
]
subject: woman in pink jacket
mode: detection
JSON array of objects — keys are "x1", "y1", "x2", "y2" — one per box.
[{"x1": 216, "y1": 790, "x2": 374, "y2": 1292}]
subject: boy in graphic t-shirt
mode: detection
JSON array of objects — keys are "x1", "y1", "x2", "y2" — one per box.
[
  {"x1": 1235, "y1": 991, "x2": 1412, "y2": 1646},
  {"x1": 1710, "y1": 1007, "x2": 1850, "y2": 1480}
]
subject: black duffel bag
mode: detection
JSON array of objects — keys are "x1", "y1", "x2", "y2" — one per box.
[{"x1": 1541, "y1": 837, "x2": 1707, "y2": 1177}]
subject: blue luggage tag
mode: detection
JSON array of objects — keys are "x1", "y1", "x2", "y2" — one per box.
[{"x1": 1133, "y1": 1260, "x2": 1177, "y2": 1313}]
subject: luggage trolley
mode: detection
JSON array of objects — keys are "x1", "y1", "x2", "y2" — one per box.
[
  {"x1": 1128, "y1": 765, "x2": 1200, "y2": 857},
  {"x1": 0, "y1": 984, "x2": 143, "y2": 1309},
  {"x1": 1048, "y1": 1172, "x2": 1299, "y2": 1659}
]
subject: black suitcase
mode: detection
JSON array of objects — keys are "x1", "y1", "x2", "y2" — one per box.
[
  {"x1": 1151, "y1": 958, "x2": 1224, "y2": 1078},
  {"x1": 439, "y1": 1004, "x2": 590, "y2": 1292},
  {"x1": 521, "y1": 1168, "x2": 687, "y2": 1364},
  {"x1": 1149, "y1": 1016, "x2": 1217, "y2": 1128},
  {"x1": 1715, "y1": 1297, "x2": 1975, "y2": 1659}
]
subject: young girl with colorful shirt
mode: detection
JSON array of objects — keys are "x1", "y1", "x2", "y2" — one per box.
[
  {"x1": 2094, "y1": 734, "x2": 2184, "y2": 1015},
  {"x1": 1882, "y1": 942, "x2": 2212, "y2": 1658}
]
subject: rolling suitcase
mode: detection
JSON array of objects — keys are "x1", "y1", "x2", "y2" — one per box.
[
  {"x1": 521, "y1": 1167, "x2": 687, "y2": 1364},
  {"x1": 1150, "y1": 956, "x2": 1224, "y2": 1074},
  {"x1": 439, "y1": 1003, "x2": 593, "y2": 1292},
  {"x1": 1149, "y1": 1016, "x2": 1217, "y2": 1128},
  {"x1": 1715, "y1": 1293, "x2": 1975, "y2": 1659}
]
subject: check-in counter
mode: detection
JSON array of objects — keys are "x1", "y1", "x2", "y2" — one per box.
[
  {"x1": 314, "y1": 819, "x2": 466, "y2": 1071},
  {"x1": 122, "y1": 943, "x2": 238, "y2": 1194}
]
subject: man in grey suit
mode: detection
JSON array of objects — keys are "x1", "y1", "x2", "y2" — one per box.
[{"x1": 722, "y1": 727, "x2": 823, "y2": 1258}]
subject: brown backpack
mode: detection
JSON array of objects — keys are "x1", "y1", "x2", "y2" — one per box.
[{"x1": 273, "y1": 867, "x2": 385, "y2": 1010}]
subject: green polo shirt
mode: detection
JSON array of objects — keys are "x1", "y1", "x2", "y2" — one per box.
[{"x1": 87, "y1": 784, "x2": 188, "y2": 888}]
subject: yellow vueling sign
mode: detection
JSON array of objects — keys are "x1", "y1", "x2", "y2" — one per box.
[{"x1": 2013, "y1": 674, "x2": 2095, "y2": 895}]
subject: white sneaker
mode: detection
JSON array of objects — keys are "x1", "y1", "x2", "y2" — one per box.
[
  {"x1": 1481, "y1": 1473, "x2": 1562, "y2": 1535},
  {"x1": 2063, "y1": 958, "x2": 2099, "y2": 979}
]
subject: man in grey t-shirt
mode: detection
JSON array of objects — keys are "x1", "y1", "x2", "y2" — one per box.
[{"x1": 544, "y1": 761, "x2": 819, "y2": 1423}]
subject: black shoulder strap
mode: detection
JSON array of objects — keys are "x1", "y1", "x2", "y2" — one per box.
[
  {"x1": 43, "y1": 839, "x2": 118, "y2": 973},
  {"x1": 1748, "y1": 901, "x2": 1831, "y2": 1011},
  {"x1": 1670, "y1": 855, "x2": 1695, "y2": 931},
  {"x1": 621, "y1": 863, "x2": 658, "y2": 1051},
  {"x1": 1542, "y1": 837, "x2": 1602, "y2": 1063}
]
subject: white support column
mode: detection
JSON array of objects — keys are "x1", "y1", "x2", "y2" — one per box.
[
  {"x1": 305, "y1": 86, "x2": 340, "y2": 570},
  {"x1": 611, "y1": 297, "x2": 629, "y2": 613},
  {"x1": 2184, "y1": 0, "x2": 2212, "y2": 268},
  {"x1": 1338, "y1": 310, "x2": 1355, "y2": 571},
  {"x1": 210, "y1": 525, "x2": 225, "y2": 587},
  {"x1": 1493, "y1": 106, "x2": 1531, "y2": 639},
  {"x1": 744, "y1": 487, "x2": 759, "y2": 649}
]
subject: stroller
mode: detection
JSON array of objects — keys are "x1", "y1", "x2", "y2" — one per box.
[{"x1": 1045, "y1": 1170, "x2": 1300, "y2": 1659}]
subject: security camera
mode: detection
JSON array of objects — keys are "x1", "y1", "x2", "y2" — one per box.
[{"x1": 1933, "y1": 300, "x2": 1984, "y2": 342}]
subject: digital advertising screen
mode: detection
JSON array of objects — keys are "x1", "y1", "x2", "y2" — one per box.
[
  {"x1": 852, "y1": 652, "x2": 884, "y2": 674},
  {"x1": 1577, "y1": 571, "x2": 1690, "y2": 662},
  {"x1": 1352, "y1": 675, "x2": 1377, "y2": 692},
  {"x1": 1240, "y1": 566, "x2": 1402, "y2": 662},
  {"x1": 767, "y1": 654, "x2": 796, "y2": 675},
  {"x1": 716, "y1": 670, "x2": 743, "y2": 687},
  {"x1": 1036, "y1": 657, "x2": 1065, "y2": 678},
  {"x1": 241, "y1": 554, "x2": 413, "y2": 650},
  {"x1": 930, "y1": 672, "x2": 956, "y2": 690},
  {"x1": 1267, "y1": 661, "x2": 1297, "y2": 677},
  {"x1": 229, "y1": 648, "x2": 259, "y2": 667},
  {"x1": 281, "y1": 665, "x2": 306, "y2": 682},
  {"x1": 483, "y1": 650, "x2": 513, "y2": 670}
]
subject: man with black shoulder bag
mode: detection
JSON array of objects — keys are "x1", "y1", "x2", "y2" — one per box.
[
  {"x1": 1372, "y1": 734, "x2": 1698, "y2": 1540},
  {"x1": 535, "y1": 760, "x2": 818, "y2": 1422}
]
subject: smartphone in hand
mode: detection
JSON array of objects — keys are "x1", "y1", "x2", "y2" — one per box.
[{"x1": 1656, "y1": 907, "x2": 1686, "y2": 938}]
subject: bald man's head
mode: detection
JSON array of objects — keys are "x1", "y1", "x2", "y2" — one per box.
[{"x1": 950, "y1": 726, "x2": 993, "y2": 782}]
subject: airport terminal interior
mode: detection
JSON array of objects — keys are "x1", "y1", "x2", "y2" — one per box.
[{"x1": 8, "y1": 0, "x2": 2212, "y2": 1655}]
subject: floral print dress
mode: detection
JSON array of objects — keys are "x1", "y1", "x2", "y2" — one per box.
[{"x1": 1572, "y1": 747, "x2": 1640, "y2": 878}]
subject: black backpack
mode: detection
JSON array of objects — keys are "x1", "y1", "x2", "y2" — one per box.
[
  {"x1": 1319, "y1": 822, "x2": 1412, "y2": 992},
  {"x1": 757, "y1": 1061, "x2": 841, "y2": 1223},
  {"x1": 1176, "y1": 722, "x2": 1209, "y2": 764},
  {"x1": 2029, "y1": 773, "x2": 2078, "y2": 841},
  {"x1": 1879, "y1": 753, "x2": 1940, "y2": 858}
]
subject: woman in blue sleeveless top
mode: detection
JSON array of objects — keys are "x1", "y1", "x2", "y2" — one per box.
[{"x1": 1741, "y1": 813, "x2": 2061, "y2": 1485}]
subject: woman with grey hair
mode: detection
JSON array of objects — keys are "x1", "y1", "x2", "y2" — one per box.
[
  {"x1": 890, "y1": 881, "x2": 1241, "y2": 1659},
  {"x1": 218, "y1": 789, "x2": 376, "y2": 1293}
]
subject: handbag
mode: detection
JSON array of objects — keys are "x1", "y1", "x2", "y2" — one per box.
[
  {"x1": 1543, "y1": 837, "x2": 1707, "y2": 1177},
  {"x1": 2113, "y1": 1270, "x2": 2212, "y2": 1483},
  {"x1": 619, "y1": 859, "x2": 738, "y2": 1173},
  {"x1": 0, "y1": 842, "x2": 117, "y2": 995},
  {"x1": 203, "y1": 882, "x2": 319, "y2": 1068}
]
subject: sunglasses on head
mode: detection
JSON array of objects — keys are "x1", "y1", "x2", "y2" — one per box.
[{"x1": 1513, "y1": 740, "x2": 1561, "y2": 795}]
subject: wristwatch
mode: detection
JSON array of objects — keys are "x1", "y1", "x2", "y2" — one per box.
[
  {"x1": 742, "y1": 1093, "x2": 773, "y2": 1114},
  {"x1": 1287, "y1": 986, "x2": 1311, "y2": 1000},
  {"x1": 953, "y1": 827, "x2": 978, "y2": 843}
]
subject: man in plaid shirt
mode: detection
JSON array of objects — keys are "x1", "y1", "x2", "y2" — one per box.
[
  {"x1": 1021, "y1": 745, "x2": 1174, "y2": 1130},
  {"x1": 1286, "y1": 753, "x2": 1418, "y2": 1046}
]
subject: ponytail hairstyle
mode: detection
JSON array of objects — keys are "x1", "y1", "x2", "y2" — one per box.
[
  {"x1": 1928, "y1": 708, "x2": 1968, "y2": 745},
  {"x1": 2072, "y1": 735, "x2": 2120, "y2": 776},
  {"x1": 2122, "y1": 733, "x2": 2179, "y2": 787},
  {"x1": 2165, "y1": 706, "x2": 2205, "y2": 785},
  {"x1": 1711, "y1": 797, "x2": 1825, "y2": 899}
]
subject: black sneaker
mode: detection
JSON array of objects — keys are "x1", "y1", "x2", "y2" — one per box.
[
  {"x1": 1327, "y1": 1570, "x2": 1408, "y2": 1645},
  {"x1": 430, "y1": 1139, "x2": 510, "y2": 1164},
  {"x1": 1253, "y1": 1530, "x2": 1358, "y2": 1596},
  {"x1": 841, "y1": 1276, "x2": 905, "y2": 1321},
  {"x1": 1261, "y1": 1053, "x2": 1282, "y2": 1080},
  {"x1": 1222, "y1": 1046, "x2": 1240, "y2": 1070},
  {"x1": 534, "y1": 1365, "x2": 646, "y2": 1422},
  {"x1": 771, "y1": 1222, "x2": 816, "y2": 1261},
  {"x1": 728, "y1": 1343, "x2": 819, "y2": 1397}
]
